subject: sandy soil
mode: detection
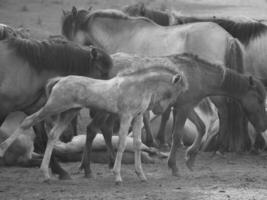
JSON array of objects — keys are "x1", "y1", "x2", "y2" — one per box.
[{"x1": 1, "y1": 0, "x2": 267, "y2": 199}]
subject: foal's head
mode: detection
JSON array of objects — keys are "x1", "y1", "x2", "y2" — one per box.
[{"x1": 151, "y1": 72, "x2": 188, "y2": 115}]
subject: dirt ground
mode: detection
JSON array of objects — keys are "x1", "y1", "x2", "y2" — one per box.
[{"x1": 1, "y1": 0, "x2": 267, "y2": 199}]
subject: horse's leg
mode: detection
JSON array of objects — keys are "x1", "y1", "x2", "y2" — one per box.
[
  {"x1": 80, "y1": 120, "x2": 99, "y2": 178},
  {"x1": 168, "y1": 106, "x2": 189, "y2": 176},
  {"x1": 33, "y1": 122, "x2": 71, "y2": 180},
  {"x1": 185, "y1": 110, "x2": 206, "y2": 170},
  {"x1": 100, "y1": 114, "x2": 116, "y2": 169},
  {"x1": 142, "y1": 111, "x2": 155, "y2": 147},
  {"x1": 0, "y1": 108, "x2": 49, "y2": 157},
  {"x1": 156, "y1": 106, "x2": 171, "y2": 149},
  {"x1": 132, "y1": 114, "x2": 147, "y2": 182},
  {"x1": 112, "y1": 115, "x2": 132, "y2": 184},
  {"x1": 40, "y1": 109, "x2": 78, "y2": 181},
  {"x1": 80, "y1": 111, "x2": 109, "y2": 178}
]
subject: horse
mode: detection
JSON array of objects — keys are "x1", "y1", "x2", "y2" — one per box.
[
  {"x1": 0, "y1": 111, "x2": 43, "y2": 167},
  {"x1": 61, "y1": 7, "x2": 248, "y2": 173},
  {"x1": 0, "y1": 55, "x2": 187, "y2": 183},
  {"x1": 124, "y1": 4, "x2": 267, "y2": 152},
  {"x1": 0, "y1": 34, "x2": 113, "y2": 179}
]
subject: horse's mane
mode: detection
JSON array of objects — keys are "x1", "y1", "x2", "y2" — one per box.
[
  {"x1": 173, "y1": 15, "x2": 267, "y2": 45},
  {"x1": 86, "y1": 9, "x2": 157, "y2": 26},
  {"x1": 169, "y1": 53, "x2": 225, "y2": 74},
  {"x1": 6, "y1": 36, "x2": 95, "y2": 74},
  {"x1": 116, "y1": 55, "x2": 179, "y2": 77}
]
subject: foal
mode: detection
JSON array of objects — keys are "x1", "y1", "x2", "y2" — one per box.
[{"x1": 1, "y1": 62, "x2": 187, "y2": 183}]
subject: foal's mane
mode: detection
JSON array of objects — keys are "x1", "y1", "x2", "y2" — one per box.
[{"x1": 6, "y1": 36, "x2": 94, "y2": 74}]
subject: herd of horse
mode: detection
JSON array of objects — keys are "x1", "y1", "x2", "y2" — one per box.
[{"x1": 0, "y1": 3, "x2": 267, "y2": 184}]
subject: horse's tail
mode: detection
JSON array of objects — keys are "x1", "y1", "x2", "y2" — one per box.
[
  {"x1": 45, "y1": 77, "x2": 62, "y2": 98},
  {"x1": 225, "y1": 38, "x2": 245, "y2": 72}
]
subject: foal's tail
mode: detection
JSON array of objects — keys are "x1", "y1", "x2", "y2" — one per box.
[
  {"x1": 225, "y1": 38, "x2": 245, "y2": 72},
  {"x1": 45, "y1": 77, "x2": 62, "y2": 98}
]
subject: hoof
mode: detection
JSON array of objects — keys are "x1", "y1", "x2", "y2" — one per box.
[
  {"x1": 43, "y1": 178, "x2": 52, "y2": 184},
  {"x1": 84, "y1": 173, "x2": 94, "y2": 179},
  {"x1": 115, "y1": 180, "x2": 122, "y2": 186},
  {"x1": 172, "y1": 170, "x2": 180, "y2": 177},
  {"x1": 59, "y1": 173, "x2": 72, "y2": 180},
  {"x1": 185, "y1": 153, "x2": 197, "y2": 171},
  {"x1": 159, "y1": 143, "x2": 170, "y2": 152}
]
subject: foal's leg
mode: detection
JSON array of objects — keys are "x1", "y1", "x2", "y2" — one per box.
[
  {"x1": 132, "y1": 114, "x2": 147, "y2": 182},
  {"x1": 168, "y1": 106, "x2": 189, "y2": 176},
  {"x1": 112, "y1": 115, "x2": 132, "y2": 184},
  {"x1": 41, "y1": 109, "x2": 78, "y2": 181},
  {"x1": 156, "y1": 106, "x2": 171, "y2": 149},
  {"x1": 185, "y1": 110, "x2": 206, "y2": 170},
  {"x1": 33, "y1": 122, "x2": 71, "y2": 180}
]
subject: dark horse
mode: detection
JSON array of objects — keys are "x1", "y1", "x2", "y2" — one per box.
[
  {"x1": 124, "y1": 3, "x2": 267, "y2": 153},
  {"x1": 0, "y1": 29, "x2": 113, "y2": 180}
]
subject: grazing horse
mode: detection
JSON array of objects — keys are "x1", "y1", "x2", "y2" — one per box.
[
  {"x1": 0, "y1": 35, "x2": 113, "y2": 179},
  {"x1": 125, "y1": 4, "x2": 267, "y2": 152},
  {"x1": 61, "y1": 7, "x2": 248, "y2": 173},
  {"x1": 0, "y1": 57, "x2": 187, "y2": 183}
]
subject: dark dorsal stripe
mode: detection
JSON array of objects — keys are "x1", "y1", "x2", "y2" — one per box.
[
  {"x1": 6, "y1": 36, "x2": 94, "y2": 74},
  {"x1": 176, "y1": 16, "x2": 267, "y2": 45}
]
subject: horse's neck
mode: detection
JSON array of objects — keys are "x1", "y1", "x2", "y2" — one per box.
[
  {"x1": 89, "y1": 17, "x2": 150, "y2": 53},
  {"x1": 220, "y1": 69, "x2": 248, "y2": 99}
]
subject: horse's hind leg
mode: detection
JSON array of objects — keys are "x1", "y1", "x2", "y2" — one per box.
[
  {"x1": 112, "y1": 115, "x2": 132, "y2": 184},
  {"x1": 80, "y1": 111, "x2": 108, "y2": 178},
  {"x1": 40, "y1": 109, "x2": 78, "y2": 181},
  {"x1": 100, "y1": 114, "x2": 116, "y2": 169},
  {"x1": 185, "y1": 110, "x2": 206, "y2": 171},
  {"x1": 133, "y1": 114, "x2": 147, "y2": 182}
]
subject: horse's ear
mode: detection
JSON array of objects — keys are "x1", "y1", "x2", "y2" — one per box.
[
  {"x1": 88, "y1": 6, "x2": 93, "y2": 11},
  {"x1": 138, "y1": 2, "x2": 145, "y2": 15},
  {"x1": 90, "y1": 47, "x2": 98, "y2": 60},
  {"x1": 260, "y1": 78, "x2": 267, "y2": 87},
  {"x1": 172, "y1": 74, "x2": 182, "y2": 84},
  {"x1": 62, "y1": 9, "x2": 67, "y2": 16},
  {"x1": 72, "y1": 6, "x2": 77, "y2": 17},
  {"x1": 249, "y1": 76, "x2": 255, "y2": 87}
]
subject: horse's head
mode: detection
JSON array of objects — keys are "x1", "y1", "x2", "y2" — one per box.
[
  {"x1": 61, "y1": 6, "x2": 91, "y2": 42},
  {"x1": 87, "y1": 45, "x2": 113, "y2": 80},
  {"x1": 241, "y1": 76, "x2": 267, "y2": 132},
  {"x1": 123, "y1": 2, "x2": 146, "y2": 17},
  {"x1": 152, "y1": 72, "x2": 188, "y2": 115}
]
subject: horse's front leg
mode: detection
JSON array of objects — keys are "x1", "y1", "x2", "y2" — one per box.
[
  {"x1": 132, "y1": 114, "x2": 147, "y2": 182},
  {"x1": 156, "y1": 106, "x2": 171, "y2": 149},
  {"x1": 185, "y1": 109, "x2": 206, "y2": 170},
  {"x1": 168, "y1": 105, "x2": 190, "y2": 176},
  {"x1": 41, "y1": 109, "x2": 78, "y2": 181},
  {"x1": 112, "y1": 115, "x2": 132, "y2": 184}
]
